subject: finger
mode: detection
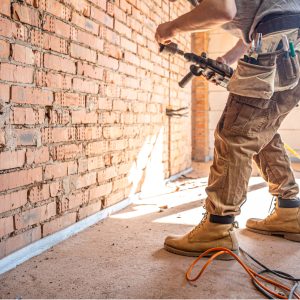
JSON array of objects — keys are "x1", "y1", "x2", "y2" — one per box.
[
  {"x1": 163, "y1": 39, "x2": 172, "y2": 45},
  {"x1": 216, "y1": 57, "x2": 226, "y2": 64}
]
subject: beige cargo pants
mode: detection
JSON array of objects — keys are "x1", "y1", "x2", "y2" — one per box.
[{"x1": 205, "y1": 35, "x2": 300, "y2": 216}]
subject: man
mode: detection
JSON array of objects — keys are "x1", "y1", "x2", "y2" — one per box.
[{"x1": 155, "y1": 0, "x2": 300, "y2": 258}]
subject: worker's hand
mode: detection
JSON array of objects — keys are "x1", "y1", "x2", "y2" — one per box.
[
  {"x1": 155, "y1": 21, "x2": 176, "y2": 45},
  {"x1": 216, "y1": 56, "x2": 227, "y2": 64}
]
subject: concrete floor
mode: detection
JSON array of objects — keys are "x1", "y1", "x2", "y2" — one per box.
[{"x1": 1, "y1": 162, "x2": 300, "y2": 299}]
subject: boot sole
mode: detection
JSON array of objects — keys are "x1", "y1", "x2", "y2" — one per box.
[
  {"x1": 247, "y1": 227, "x2": 300, "y2": 242},
  {"x1": 164, "y1": 243, "x2": 239, "y2": 260}
]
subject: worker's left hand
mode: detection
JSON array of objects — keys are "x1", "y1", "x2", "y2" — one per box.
[{"x1": 155, "y1": 22, "x2": 176, "y2": 44}]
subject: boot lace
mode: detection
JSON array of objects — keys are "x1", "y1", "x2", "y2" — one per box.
[
  {"x1": 265, "y1": 196, "x2": 277, "y2": 221},
  {"x1": 188, "y1": 212, "x2": 208, "y2": 238}
]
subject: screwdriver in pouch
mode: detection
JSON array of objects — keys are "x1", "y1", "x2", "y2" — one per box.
[
  {"x1": 282, "y1": 34, "x2": 290, "y2": 58},
  {"x1": 289, "y1": 41, "x2": 296, "y2": 57}
]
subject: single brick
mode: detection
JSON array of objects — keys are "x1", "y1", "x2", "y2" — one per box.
[
  {"x1": 97, "y1": 97, "x2": 113, "y2": 110},
  {"x1": 0, "y1": 226, "x2": 41, "y2": 259},
  {"x1": 104, "y1": 43, "x2": 123, "y2": 60},
  {"x1": 49, "y1": 181, "x2": 62, "y2": 197},
  {"x1": 0, "y1": 216, "x2": 14, "y2": 238},
  {"x1": 71, "y1": 110, "x2": 98, "y2": 124},
  {"x1": 43, "y1": 15, "x2": 71, "y2": 39},
  {"x1": 54, "y1": 92, "x2": 85, "y2": 108},
  {"x1": 120, "y1": 37, "x2": 137, "y2": 53},
  {"x1": 70, "y1": 43, "x2": 96, "y2": 63},
  {"x1": 0, "y1": 0, "x2": 10, "y2": 17},
  {"x1": 89, "y1": 0, "x2": 106, "y2": 10},
  {"x1": 43, "y1": 32, "x2": 68, "y2": 54},
  {"x1": 11, "y1": 107, "x2": 44, "y2": 125},
  {"x1": 28, "y1": 184, "x2": 50, "y2": 203},
  {"x1": 103, "y1": 126, "x2": 123, "y2": 139},
  {"x1": 15, "y1": 128, "x2": 41, "y2": 146},
  {"x1": 97, "y1": 166, "x2": 117, "y2": 183},
  {"x1": 104, "y1": 190, "x2": 124, "y2": 207},
  {"x1": 0, "y1": 149, "x2": 26, "y2": 171},
  {"x1": 68, "y1": 0, "x2": 90, "y2": 16},
  {"x1": 112, "y1": 177, "x2": 128, "y2": 192},
  {"x1": 67, "y1": 190, "x2": 89, "y2": 210},
  {"x1": 78, "y1": 158, "x2": 88, "y2": 173},
  {"x1": 78, "y1": 201, "x2": 101, "y2": 220},
  {"x1": 70, "y1": 172, "x2": 97, "y2": 190},
  {"x1": 0, "y1": 190, "x2": 27, "y2": 214},
  {"x1": 44, "y1": 53, "x2": 76, "y2": 74},
  {"x1": 87, "y1": 156, "x2": 105, "y2": 171},
  {"x1": 35, "y1": 71, "x2": 72, "y2": 90},
  {"x1": 12, "y1": 44, "x2": 35, "y2": 64},
  {"x1": 67, "y1": 161, "x2": 78, "y2": 175},
  {"x1": 45, "y1": 162, "x2": 69, "y2": 180},
  {"x1": 26, "y1": 146, "x2": 50, "y2": 165},
  {"x1": 73, "y1": 78, "x2": 99, "y2": 94},
  {"x1": 77, "y1": 61, "x2": 104, "y2": 80},
  {"x1": 0, "y1": 82, "x2": 10, "y2": 102},
  {"x1": 0, "y1": 63, "x2": 34, "y2": 83},
  {"x1": 42, "y1": 127, "x2": 76, "y2": 144},
  {"x1": 43, "y1": 212, "x2": 76, "y2": 237},
  {"x1": 120, "y1": 0, "x2": 132, "y2": 13},
  {"x1": 12, "y1": 3, "x2": 40, "y2": 27},
  {"x1": 72, "y1": 11, "x2": 99, "y2": 35},
  {"x1": 0, "y1": 129, "x2": 5, "y2": 147},
  {"x1": 109, "y1": 140, "x2": 127, "y2": 151},
  {"x1": 39, "y1": 0, "x2": 71, "y2": 21},
  {"x1": 15, "y1": 202, "x2": 56, "y2": 230},
  {"x1": 0, "y1": 17, "x2": 15, "y2": 39},
  {"x1": 115, "y1": 20, "x2": 132, "y2": 39},
  {"x1": 53, "y1": 144, "x2": 82, "y2": 161},
  {"x1": 90, "y1": 6, "x2": 113, "y2": 29},
  {"x1": 0, "y1": 40, "x2": 10, "y2": 59},
  {"x1": 124, "y1": 51, "x2": 140, "y2": 66},
  {"x1": 89, "y1": 182, "x2": 112, "y2": 200},
  {"x1": 0, "y1": 167, "x2": 42, "y2": 192},
  {"x1": 86, "y1": 141, "x2": 108, "y2": 156},
  {"x1": 97, "y1": 53, "x2": 118, "y2": 70},
  {"x1": 76, "y1": 30, "x2": 104, "y2": 52}
]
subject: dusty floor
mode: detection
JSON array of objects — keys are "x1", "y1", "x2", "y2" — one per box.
[{"x1": 1, "y1": 162, "x2": 300, "y2": 299}]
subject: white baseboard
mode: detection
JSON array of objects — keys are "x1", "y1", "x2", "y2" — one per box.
[{"x1": 0, "y1": 167, "x2": 192, "y2": 275}]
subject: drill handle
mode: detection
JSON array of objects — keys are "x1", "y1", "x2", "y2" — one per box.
[{"x1": 179, "y1": 72, "x2": 194, "y2": 88}]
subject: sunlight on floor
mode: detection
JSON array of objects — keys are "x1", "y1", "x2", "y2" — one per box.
[{"x1": 111, "y1": 175, "x2": 300, "y2": 229}]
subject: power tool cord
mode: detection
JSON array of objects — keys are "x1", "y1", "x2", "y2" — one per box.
[
  {"x1": 240, "y1": 247, "x2": 299, "y2": 299},
  {"x1": 185, "y1": 247, "x2": 300, "y2": 299}
]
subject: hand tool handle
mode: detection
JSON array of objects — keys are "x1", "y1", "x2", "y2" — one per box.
[{"x1": 179, "y1": 71, "x2": 194, "y2": 88}]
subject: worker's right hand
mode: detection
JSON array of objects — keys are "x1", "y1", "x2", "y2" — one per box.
[
  {"x1": 216, "y1": 56, "x2": 227, "y2": 64},
  {"x1": 155, "y1": 22, "x2": 176, "y2": 45}
]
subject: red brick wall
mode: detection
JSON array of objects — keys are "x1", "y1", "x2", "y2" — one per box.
[{"x1": 0, "y1": 0, "x2": 191, "y2": 258}]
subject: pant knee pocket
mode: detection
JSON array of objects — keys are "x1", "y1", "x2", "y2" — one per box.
[{"x1": 223, "y1": 94, "x2": 271, "y2": 133}]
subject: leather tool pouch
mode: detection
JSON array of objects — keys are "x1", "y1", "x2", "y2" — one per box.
[
  {"x1": 227, "y1": 57, "x2": 276, "y2": 100},
  {"x1": 275, "y1": 51, "x2": 300, "y2": 91},
  {"x1": 227, "y1": 50, "x2": 300, "y2": 99}
]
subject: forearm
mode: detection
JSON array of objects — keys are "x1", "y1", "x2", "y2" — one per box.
[
  {"x1": 222, "y1": 39, "x2": 249, "y2": 65},
  {"x1": 171, "y1": 0, "x2": 237, "y2": 34}
]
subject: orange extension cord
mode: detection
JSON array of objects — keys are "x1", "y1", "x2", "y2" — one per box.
[{"x1": 185, "y1": 247, "x2": 300, "y2": 299}]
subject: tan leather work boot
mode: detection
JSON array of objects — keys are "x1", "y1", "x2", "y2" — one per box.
[
  {"x1": 246, "y1": 197, "x2": 300, "y2": 242},
  {"x1": 164, "y1": 213, "x2": 239, "y2": 260}
]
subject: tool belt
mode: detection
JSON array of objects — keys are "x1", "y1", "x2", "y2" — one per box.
[
  {"x1": 254, "y1": 13, "x2": 300, "y2": 38},
  {"x1": 227, "y1": 14, "x2": 300, "y2": 100}
]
